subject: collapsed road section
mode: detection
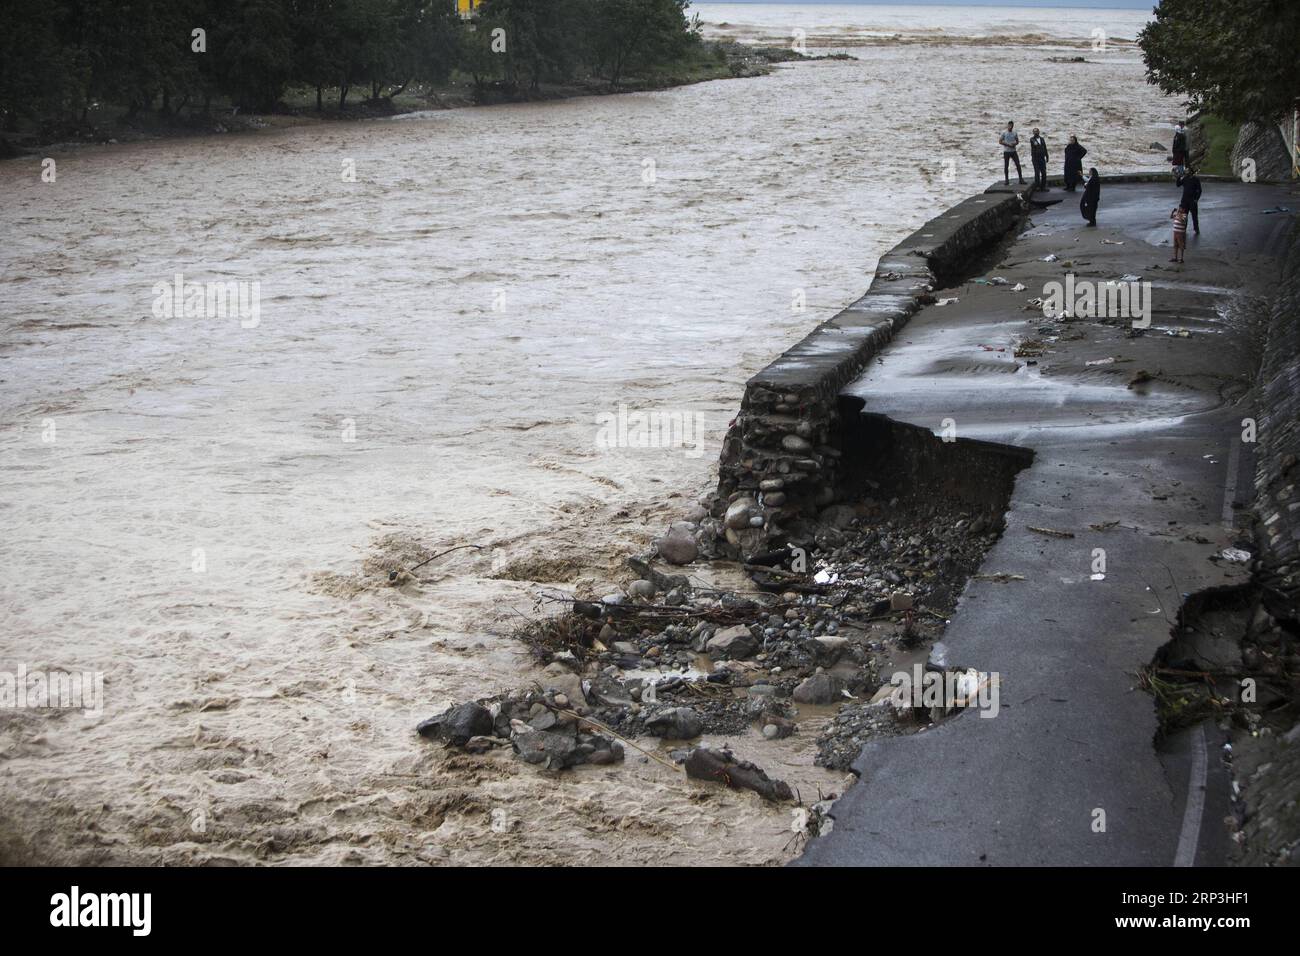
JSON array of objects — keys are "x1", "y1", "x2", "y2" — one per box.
[
  {"x1": 796, "y1": 178, "x2": 1298, "y2": 866},
  {"x1": 412, "y1": 177, "x2": 1296, "y2": 867},
  {"x1": 410, "y1": 189, "x2": 1042, "y2": 827}
]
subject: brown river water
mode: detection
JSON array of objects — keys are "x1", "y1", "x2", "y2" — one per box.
[{"x1": 0, "y1": 6, "x2": 1174, "y2": 864}]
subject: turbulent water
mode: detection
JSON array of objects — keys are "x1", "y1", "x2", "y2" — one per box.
[{"x1": 0, "y1": 4, "x2": 1173, "y2": 864}]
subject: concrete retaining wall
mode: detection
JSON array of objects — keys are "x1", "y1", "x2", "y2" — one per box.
[
  {"x1": 1230, "y1": 120, "x2": 1294, "y2": 183},
  {"x1": 1254, "y1": 224, "x2": 1300, "y2": 624},
  {"x1": 710, "y1": 171, "x2": 1245, "y2": 559},
  {"x1": 712, "y1": 188, "x2": 1025, "y2": 557}
]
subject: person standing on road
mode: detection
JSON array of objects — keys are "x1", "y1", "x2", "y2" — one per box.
[
  {"x1": 1063, "y1": 135, "x2": 1087, "y2": 191},
  {"x1": 1172, "y1": 120, "x2": 1188, "y2": 169},
  {"x1": 1170, "y1": 205, "x2": 1188, "y2": 263},
  {"x1": 1029, "y1": 128, "x2": 1049, "y2": 190},
  {"x1": 1080, "y1": 167, "x2": 1101, "y2": 226},
  {"x1": 1179, "y1": 166, "x2": 1202, "y2": 233},
  {"x1": 999, "y1": 121, "x2": 1025, "y2": 186}
]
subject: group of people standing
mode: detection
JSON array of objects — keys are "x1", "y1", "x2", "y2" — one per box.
[
  {"x1": 997, "y1": 119, "x2": 1202, "y2": 257},
  {"x1": 1169, "y1": 120, "x2": 1202, "y2": 263},
  {"x1": 999, "y1": 121, "x2": 1100, "y2": 223}
]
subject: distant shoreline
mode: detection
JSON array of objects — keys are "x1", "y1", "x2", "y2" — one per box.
[{"x1": 2, "y1": 42, "x2": 826, "y2": 161}]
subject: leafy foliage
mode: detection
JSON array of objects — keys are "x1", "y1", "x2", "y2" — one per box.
[
  {"x1": 1138, "y1": 0, "x2": 1300, "y2": 123},
  {"x1": 0, "y1": 0, "x2": 701, "y2": 128}
]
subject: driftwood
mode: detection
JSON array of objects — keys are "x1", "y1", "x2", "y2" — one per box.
[{"x1": 684, "y1": 748, "x2": 794, "y2": 802}]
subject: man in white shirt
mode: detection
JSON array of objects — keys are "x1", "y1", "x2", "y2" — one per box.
[{"x1": 999, "y1": 121, "x2": 1025, "y2": 186}]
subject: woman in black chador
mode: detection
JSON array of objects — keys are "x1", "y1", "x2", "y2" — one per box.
[
  {"x1": 1080, "y1": 168, "x2": 1101, "y2": 226},
  {"x1": 1063, "y1": 136, "x2": 1087, "y2": 192}
]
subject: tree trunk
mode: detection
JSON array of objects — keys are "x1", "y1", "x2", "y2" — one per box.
[
  {"x1": 339, "y1": 84, "x2": 349, "y2": 110},
  {"x1": 316, "y1": 85, "x2": 323, "y2": 112}
]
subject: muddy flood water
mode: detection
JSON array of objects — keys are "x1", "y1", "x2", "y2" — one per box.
[{"x1": 0, "y1": 5, "x2": 1174, "y2": 864}]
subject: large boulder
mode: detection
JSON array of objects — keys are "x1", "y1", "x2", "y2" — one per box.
[
  {"x1": 513, "y1": 730, "x2": 580, "y2": 769},
  {"x1": 416, "y1": 702, "x2": 494, "y2": 746},
  {"x1": 805, "y1": 636, "x2": 850, "y2": 666},
  {"x1": 793, "y1": 672, "x2": 846, "y2": 705},
  {"x1": 540, "y1": 663, "x2": 587, "y2": 711},
  {"x1": 706, "y1": 625, "x2": 757, "y2": 660},
  {"x1": 819, "y1": 504, "x2": 857, "y2": 529},
  {"x1": 644, "y1": 707, "x2": 703, "y2": 740},
  {"x1": 656, "y1": 530, "x2": 699, "y2": 566}
]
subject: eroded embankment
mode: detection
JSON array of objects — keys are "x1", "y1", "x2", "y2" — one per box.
[
  {"x1": 712, "y1": 186, "x2": 1029, "y2": 561},
  {"x1": 409, "y1": 188, "x2": 1039, "y2": 839},
  {"x1": 1215, "y1": 223, "x2": 1300, "y2": 865}
]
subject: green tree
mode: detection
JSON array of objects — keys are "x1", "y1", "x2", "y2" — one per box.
[
  {"x1": 583, "y1": 0, "x2": 695, "y2": 88},
  {"x1": 292, "y1": 0, "x2": 347, "y2": 111},
  {"x1": 1139, "y1": 0, "x2": 1300, "y2": 123},
  {"x1": 210, "y1": 0, "x2": 296, "y2": 112},
  {"x1": 0, "y1": 0, "x2": 83, "y2": 130}
]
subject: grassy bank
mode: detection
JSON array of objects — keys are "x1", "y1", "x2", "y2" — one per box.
[{"x1": 1192, "y1": 113, "x2": 1239, "y2": 176}]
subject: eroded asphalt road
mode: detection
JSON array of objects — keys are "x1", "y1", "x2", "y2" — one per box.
[{"x1": 798, "y1": 180, "x2": 1298, "y2": 866}]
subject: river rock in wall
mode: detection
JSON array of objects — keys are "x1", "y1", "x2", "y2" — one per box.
[{"x1": 725, "y1": 497, "x2": 760, "y2": 530}]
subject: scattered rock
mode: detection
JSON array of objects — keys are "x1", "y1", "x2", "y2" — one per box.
[
  {"x1": 819, "y1": 504, "x2": 857, "y2": 529},
  {"x1": 657, "y1": 529, "x2": 699, "y2": 566},
  {"x1": 540, "y1": 662, "x2": 587, "y2": 711},
  {"x1": 416, "y1": 702, "x2": 494, "y2": 746},
  {"x1": 644, "y1": 706, "x2": 704, "y2": 740},
  {"x1": 706, "y1": 624, "x2": 757, "y2": 660},
  {"x1": 793, "y1": 672, "x2": 846, "y2": 705},
  {"x1": 513, "y1": 730, "x2": 580, "y2": 769},
  {"x1": 628, "y1": 579, "x2": 657, "y2": 601},
  {"x1": 807, "y1": 636, "x2": 850, "y2": 665}
]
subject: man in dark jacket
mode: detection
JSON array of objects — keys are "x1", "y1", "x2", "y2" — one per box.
[
  {"x1": 1080, "y1": 168, "x2": 1100, "y2": 226},
  {"x1": 1064, "y1": 136, "x2": 1087, "y2": 191},
  {"x1": 1030, "y1": 128, "x2": 1049, "y2": 190},
  {"x1": 1179, "y1": 166, "x2": 1202, "y2": 233}
]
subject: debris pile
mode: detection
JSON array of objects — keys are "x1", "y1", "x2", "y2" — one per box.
[{"x1": 415, "y1": 496, "x2": 1008, "y2": 801}]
